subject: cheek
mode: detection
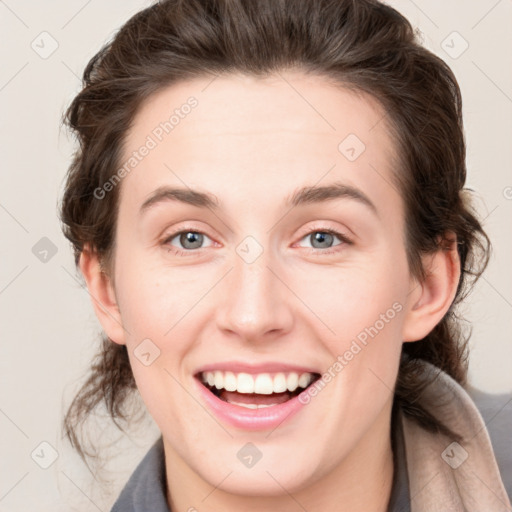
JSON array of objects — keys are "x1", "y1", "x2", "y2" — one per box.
[
  {"x1": 127, "y1": 358, "x2": 198, "y2": 449},
  {"x1": 292, "y1": 258, "x2": 406, "y2": 350},
  {"x1": 114, "y1": 255, "x2": 206, "y2": 339},
  {"x1": 113, "y1": 259, "x2": 214, "y2": 405}
]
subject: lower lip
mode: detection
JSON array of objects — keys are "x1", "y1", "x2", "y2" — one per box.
[{"x1": 194, "y1": 378, "x2": 309, "y2": 431}]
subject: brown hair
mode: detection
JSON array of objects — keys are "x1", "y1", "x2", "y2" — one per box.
[{"x1": 60, "y1": 0, "x2": 491, "y2": 461}]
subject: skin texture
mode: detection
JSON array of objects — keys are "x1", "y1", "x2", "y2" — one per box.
[{"x1": 80, "y1": 71, "x2": 460, "y2": 511}]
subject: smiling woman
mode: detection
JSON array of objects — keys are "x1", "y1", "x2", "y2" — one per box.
[{"x1": 59, "y1": 1, "x2": 510, "y2": 511}]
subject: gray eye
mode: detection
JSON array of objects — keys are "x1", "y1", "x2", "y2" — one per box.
[
  {"x1": 178, "y1": 232, "x2": 204, "y2": 250},
  {"x1": 309, "y1": 232, "x2": 335, "y2": 249},
  {"x1": 299, "y1": 231, "x2": 343, "y2": 250}
]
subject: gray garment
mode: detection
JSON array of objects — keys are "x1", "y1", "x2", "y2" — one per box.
[
  {"x1": 388, "y1": 405, "x2": 410, "y2": 512},
  {"x1": 110, "y1": 391, "x2": 511, "y2": 511},
  {"x1": 468, "y1": 387, "x2": 512, "y2": 500},
  {"x1": 111, "y1": 436, "x2": 169, "y2": 512}
]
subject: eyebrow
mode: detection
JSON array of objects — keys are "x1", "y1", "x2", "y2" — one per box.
[
  {"x1": 140, "y1": 186, "x2": 219, "y2": 213},
  {"x1": 288, "y1": 182, "x2": 378, "y2": 216},
  {"x1": 139, "y1": 181, "x2": 378, "y2": 217}
]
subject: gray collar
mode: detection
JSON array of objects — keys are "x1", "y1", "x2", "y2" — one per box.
[{"x1": 110, "y1": 436, "x2": 169, "y2": 512}]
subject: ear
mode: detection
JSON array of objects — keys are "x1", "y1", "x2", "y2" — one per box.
[
  {"x1": 402, "y1": 234, "x2": 461, "y2": 343},
  {"x1": 78, "y1": 246, "x2": 126, "y2": 345}
]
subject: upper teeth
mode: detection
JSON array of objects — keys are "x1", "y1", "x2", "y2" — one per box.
[{"x1": 201, "y1": 371, "x2": 315, "y2": 394}]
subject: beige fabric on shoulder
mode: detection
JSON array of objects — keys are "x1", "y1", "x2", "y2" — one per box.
[{"x1": 402, "y1": 363, "x2": 511, "y2": 512}]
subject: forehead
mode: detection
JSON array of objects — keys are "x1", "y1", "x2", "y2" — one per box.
[
  {"x1": 119, "y1": 71, "x2": 402, "y2": 226},
  {"x1": 126, "y1": 71, "x2": 392, "y2": 147}
]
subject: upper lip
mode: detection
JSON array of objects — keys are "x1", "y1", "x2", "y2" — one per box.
[{"x1": 195, "y1": 361, "x2": 320, "y2": 376}]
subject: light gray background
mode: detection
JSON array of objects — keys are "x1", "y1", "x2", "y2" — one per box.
[{"x1": 1, "y1": 1, "x2": 511, "y2": 510}]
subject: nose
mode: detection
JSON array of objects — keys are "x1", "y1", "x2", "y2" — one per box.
[{"x1": 215, "y1": 245, "x2": 294, "y2": 344}]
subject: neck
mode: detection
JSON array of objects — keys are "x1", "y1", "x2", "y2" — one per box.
[{"x1": 164, "y1": 401, "x2": 394, "y2": 512}]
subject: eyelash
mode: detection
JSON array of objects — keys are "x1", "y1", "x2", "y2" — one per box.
[{"x1": 161, "y1": 226, "x2": 353, "y2": 258}]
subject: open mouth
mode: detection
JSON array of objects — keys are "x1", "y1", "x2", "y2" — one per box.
[{"x1": 196, "y1": 370, "x2": 322, "y2": 409}]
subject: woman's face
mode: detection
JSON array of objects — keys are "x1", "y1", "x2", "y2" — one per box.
[{"x1": 98, "y1": 72, "x2": 433, "y2": 496}]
